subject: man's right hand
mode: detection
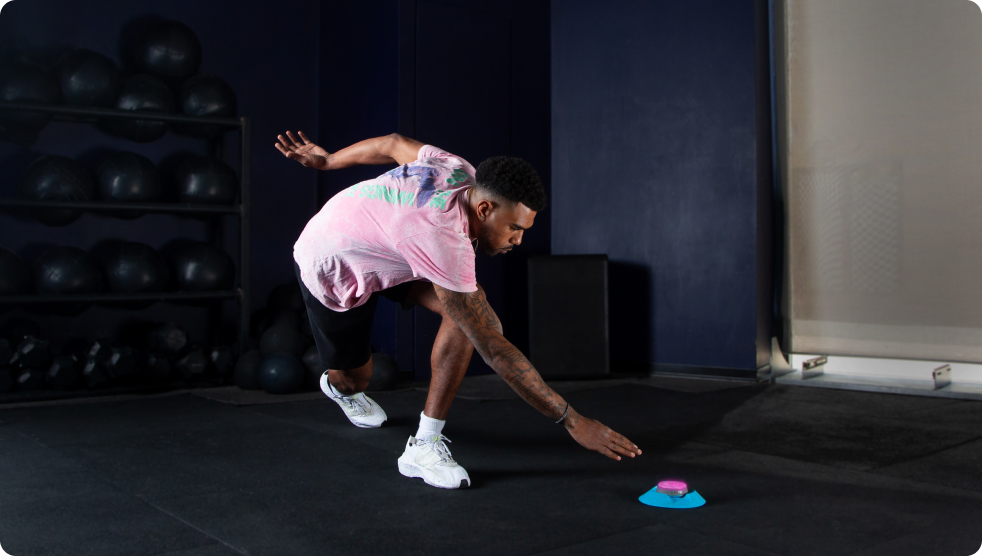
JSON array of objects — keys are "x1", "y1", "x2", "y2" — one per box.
[
  {"x1": 432, "y1": 284, "x2": 642, "y2": 462},
  {"x1": 275, "y1": 130, "x2": 331, "y2": 170},
  {"x1": 563, "y1": 407, "x2": 642, "y2": 461}
]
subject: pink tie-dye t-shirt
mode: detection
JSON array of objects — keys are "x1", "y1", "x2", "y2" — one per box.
[{"x1": 293, "y1": 145, "x2": 478, "y2": 312}]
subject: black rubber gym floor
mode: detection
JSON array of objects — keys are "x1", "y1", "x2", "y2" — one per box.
[{"x1": 1, "y1": 376, "x2": 980, "y2": 556}]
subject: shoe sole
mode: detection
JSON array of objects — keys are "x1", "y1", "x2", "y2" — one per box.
[{"x1": 398, "y1": 459, "x2": 470, "y2": 489}]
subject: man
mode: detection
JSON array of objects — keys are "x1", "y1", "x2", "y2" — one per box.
[{"x1": 276, "y1": 131, "x2": 641, "y2": 490}]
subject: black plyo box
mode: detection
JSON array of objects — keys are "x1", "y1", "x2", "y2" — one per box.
[{"x1": 528, "y1": 255, "x2": 609, "y2": 378}]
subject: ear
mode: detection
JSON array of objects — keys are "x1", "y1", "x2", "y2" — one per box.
[{"x1": 477, "y1": 199, "x2": 495, "y2": 221}]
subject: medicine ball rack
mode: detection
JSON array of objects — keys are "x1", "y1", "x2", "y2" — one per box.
[{"x1": 0, "y1": 101, "x2": 251, "y2": 358}]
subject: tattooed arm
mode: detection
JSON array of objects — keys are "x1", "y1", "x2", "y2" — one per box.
[{"x1": 434, "y1": 284, "x2": 641, "y2": 461}]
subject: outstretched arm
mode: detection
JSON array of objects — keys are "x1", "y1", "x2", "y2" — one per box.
[
  {"x1": 433, "y1": 284, "x2": 642, "y2": 461},
  {"x1": 275, "y1": 131, "x2": 425, "y2": 170}
]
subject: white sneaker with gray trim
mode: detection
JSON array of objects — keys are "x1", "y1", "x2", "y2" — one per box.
[
  {"x1": 397, "y1": 434, "x2": 471, "y2": 489},
  {"x1": 319, "y1": 372, "x2": 387, "y2": 428}
]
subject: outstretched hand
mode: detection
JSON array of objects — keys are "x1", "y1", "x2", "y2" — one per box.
[
  {"x1": 275, "y1": 131, "x2": 330, "y2": 170},
  {"x1": 564, "y1": 409, "x2": 641, "y2": 461}
]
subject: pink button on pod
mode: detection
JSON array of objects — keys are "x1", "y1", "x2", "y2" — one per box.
[{"x1": 655, "y1": 480, "x2": 689, "y2": 497}]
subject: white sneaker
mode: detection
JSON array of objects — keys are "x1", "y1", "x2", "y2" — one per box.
[
  {"x1": 397, "y1": 434, "x2": 471, "y2": 489},
  {"x1": 319, "y1": 372, "x2": 387, "y2": 428}
]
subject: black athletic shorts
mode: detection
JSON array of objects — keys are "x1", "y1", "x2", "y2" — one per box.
[{"x1": 294, "y1": 261, "x2": 417, "y2": 371}]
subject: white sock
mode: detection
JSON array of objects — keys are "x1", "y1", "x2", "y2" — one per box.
[{"x1": 415, "y1": 412, "x2": 445, "y2": 442}]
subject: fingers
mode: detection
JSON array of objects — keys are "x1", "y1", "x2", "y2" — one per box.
[
  {"x1": 599, "y1": 446, "x2": 622, "y2": 461},
  {"x1": 607, "y1": 440, "x2": 638, "y2": 459},
  {"x1": 276, "y1": 135, "x2": 297, "y2": 152},
  {"x1": 608, "y1": 431, "x2": 642, "y2": 457},
  {"x1": 283, "y1": 133, "x2": 301, "y2": 149},
  {"x1": 596, "y1": 426, "x2": 641, "y2": 460},
  {"x1": 297, "y1": 130, "x2": 312, "y2": 144},
  {"x1": 274, "y1": 142, "x2": 302, "y2": 161},
  {"x1": 599, "y1": 433, "x2": 635, "y2": 459},
  {"x1": 286, "y1": 130, "x2": 304, "y2": 148}
]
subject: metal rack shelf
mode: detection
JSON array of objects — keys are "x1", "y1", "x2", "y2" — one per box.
[
  {"x1": 0, "y1": 101, "x2": 241, "y2": 127},
  {"x1": 0, "y1": 103, "x2": 252, "y2": 358},
  {"x1": 0, "y1": 290, "x2": 241, "y2": 304},
  {"x1": 0, "y1": 199, "x2": 241, "y2": 215}
]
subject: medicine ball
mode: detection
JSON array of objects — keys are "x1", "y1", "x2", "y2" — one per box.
[
  {"x1": 175, "y1": 156, "x2": 237, "y2": 205},
  {"x1": 301, "y1": 345, "x2": 322, "y2": 391},
  {"x1": 0, "y1": 247, "x2": 32, "y2": 295},
  {"x1": 177, "y1": 74, "x2": 237, "y2": 138},
  {"x1": 0, "y1": 59, "x2": 61, "y2": 137},
  {"x1": 170, "y1": 242, "x2": 234, "y2": 291},
  {"x1": 259, "y1": 324, "x2": 306, "y2": 358},
  {"x1": 258, "y1": 352, "x2": 305, "y2": 395},
  {"x1": 33, "y1": 247, "x2": 104, "y2": 295},
  {"x1": 266, "y1": 308, "x2": 302, "y2": 331},
  {"x1": 18, "y1": 156, "x2": 97, "y2": 226},
  {"x1": 103, "y1": 242, "x2": 170, "y2": 294},
  {"x1": 234, "y1": 349, "x2": 263, "y2": 390},
  {"x1": 268, "y1": 282, "x2": 305, "y2": 314},
  {"x1": 109, "y1": 74, "x2": 176, "y2": 142},
  {"x1": 368, "y1": 352, "x2": 399, "y2": 392},
  {"x1": 56, "y1": 49, "x2": 120, "y2": 107},
  {"x1": 134, "y1": 20, "x2": 202, "y2": 85},
  {"x1": 96, "y1": 152, "x2": 163, "y2": 218}
]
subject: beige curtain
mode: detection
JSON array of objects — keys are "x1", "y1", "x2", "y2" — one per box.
[{"x1": 780, "y1": 0, "x2": 982, "y2": 363}]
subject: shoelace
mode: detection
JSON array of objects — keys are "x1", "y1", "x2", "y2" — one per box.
[
  {"x1": 327, "y1": 381, "x2": 371, "y2": 415},
  {"x1": 419, "y1": 434, "x2": 456, "y2": 465},
  {"x1": 342, "y1": 394, "x2": 371, "y2": 414}
]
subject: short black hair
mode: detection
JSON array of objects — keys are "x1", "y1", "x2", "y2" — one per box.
[{"x1": 475, "y1": 156, "x2": 546, "y2": 212}]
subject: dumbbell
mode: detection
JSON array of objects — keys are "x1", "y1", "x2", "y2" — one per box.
[
  {"x1": 105, "y1": 347, "x2": 139, "y2": 379},
  {"x1": 11, "y1": 337, "x2": 52, "y2": 369},
  {"x1": 145, "y1": 353, "x2": 172, "y2": 381},
  {"x1": 210, "y1": 346, "x2": 234, "y2": 376},
  {"x1": 46, "y1": 356, "x2": 79, "y2": 390},
  {"x1": 176, "y1": 344, "x2": 208, "y2": 380},
  {"x1": 16, "y1": 368, "x2": 46, "y2": 391},
  {"x1": 82, "y1": 356, "x2": 110, "y2": 388},
  {"x1": 87, "y1": 338, "x2": 112, "y2": 361}
]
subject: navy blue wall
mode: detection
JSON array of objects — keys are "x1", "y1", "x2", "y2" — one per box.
[
  {"x1": 551, "y1": 0, "x2": 771, "y2": 375},
  {"x1": 2, "y1": 0, "x2": 769, "y2": 379},
  {"x1": 0, "y1": 0, "x2": 551, "y2": 374},
  {"x1": 315, "y1": 0, "x2": 551, "y2": 379},
  {"x1": 402, "y1": 0, "x2": 551, "y2": 379},
  {"x1": 0, "y1": 0, "x2": 319, "y2": 343}
]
